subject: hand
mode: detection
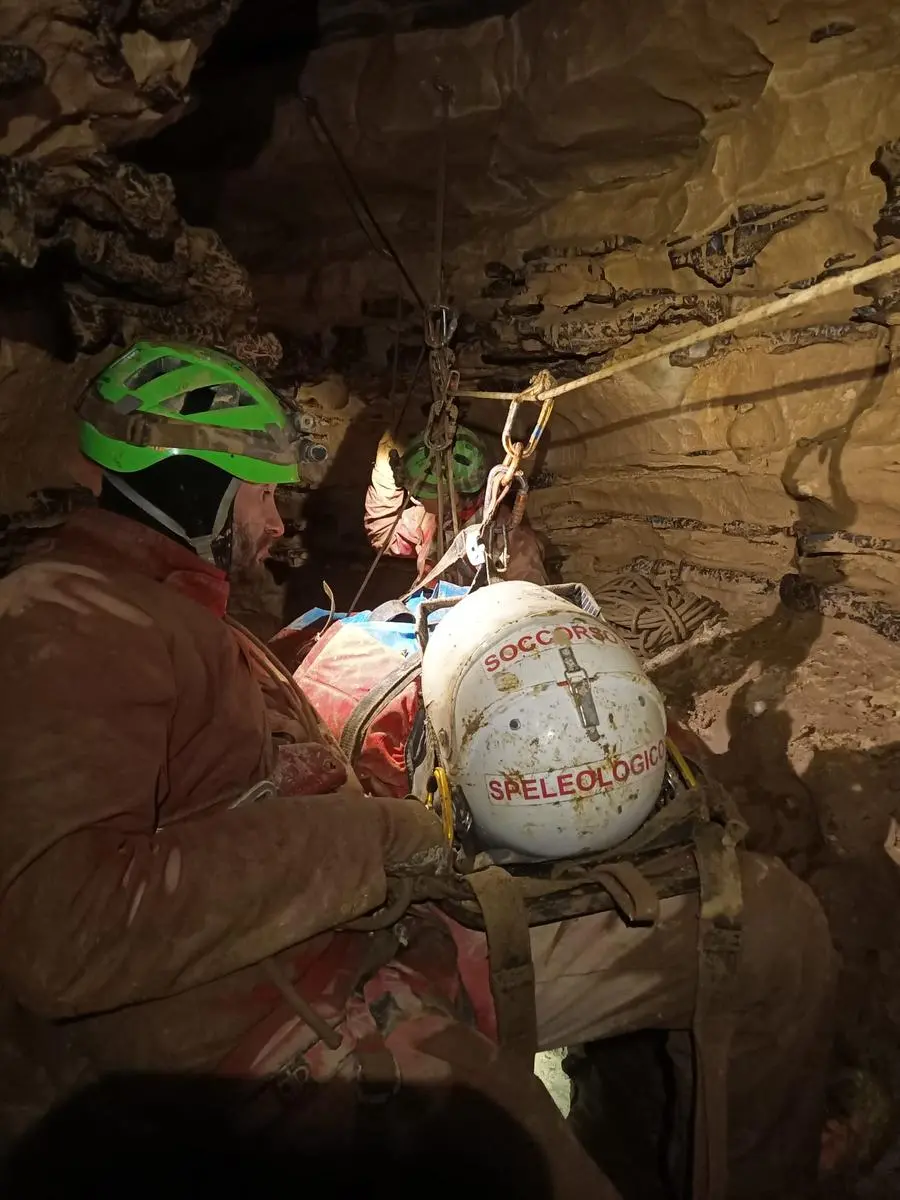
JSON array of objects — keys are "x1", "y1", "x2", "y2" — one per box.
[
  {"x1": 387, "y1": 447, "x2": 407, "y2": 491},
  {"x1": 375, "y1": 794, "x2": 451, "y2": 877},
  {"x1": 376, "y1": 430, "x2": 404, "y2": 467},
  {"x1": 372, "y1": 430, "x2": 407, "y2": 492}
]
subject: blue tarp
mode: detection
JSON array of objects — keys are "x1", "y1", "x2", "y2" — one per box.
[{"x1": 286, "y1": 581, "x2": 468, "y2": 657}]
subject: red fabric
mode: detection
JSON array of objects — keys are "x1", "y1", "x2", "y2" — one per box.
[{"x1": 296, "y1": 623, "x2": 416, "y2": 798}]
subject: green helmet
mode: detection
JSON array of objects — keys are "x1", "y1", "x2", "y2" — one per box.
[
  {"x1": 402, "y1": 425, "x2": 488, "y2": 500},
  {"x1": 77, "y1": 340, "x2": 304, "y2": 484}
]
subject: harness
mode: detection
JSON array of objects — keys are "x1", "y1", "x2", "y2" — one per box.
[{"x1": 338, "y1": 582, "x2": 747, "y2": 1200}]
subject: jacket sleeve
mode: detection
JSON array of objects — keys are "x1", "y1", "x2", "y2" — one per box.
[
  {"x1": 496, "y1": 511, "x2": 549, "y2": 585},
  {"x1": 0, "y1": 590, "x2": 412, "y2": 1020},
  {"x1": 508, "y1": 522, "x2": 549, "y2": 585},
  {"x1": 363, "y1": 454, "x2": 429, "y2": 559}
]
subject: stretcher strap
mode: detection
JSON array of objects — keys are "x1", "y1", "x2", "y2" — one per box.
[
  {"x1": 690, "y1": 821, "x2": 743, "y2": 1200},
  {"x1": 402, "y1": 527, "x2": 471, "y2": 599},
  {"x1": 466, "y1": 867, "x2": 538, "y2": 1067}
]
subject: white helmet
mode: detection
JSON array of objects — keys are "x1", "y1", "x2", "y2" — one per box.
[{"x1": 421, "y1": 581, "x2": 668, "y2": 860}]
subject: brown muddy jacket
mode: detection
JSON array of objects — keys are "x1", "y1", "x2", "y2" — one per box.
[
  {"x1": 364, "y1": 453, "x2": 548, "y2": 586},
  {"x1": 0, "y1": 510, "x2": 434, "y2": 1094}
]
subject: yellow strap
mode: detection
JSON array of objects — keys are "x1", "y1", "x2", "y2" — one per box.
[
  {"x1": 431, "y1": 767, "x2": 455, "y2": 843},
  {"x1": 667, "y1": 737, "x2": 698, "y2": 790}
]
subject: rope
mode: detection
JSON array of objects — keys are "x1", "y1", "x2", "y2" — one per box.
[
  {"x1": 260, "y1": 956, "x2": 343, "y2": 1049},
  {"x1": 349, "y1": 87, "x2": 457, "y2": 613},
  {"x1": 390, "y1": 344, "x2": 426, "y2": 436},
  {"x1": 454, "y1": 251, "x2": 900, "y2": 403},
  {"x1": 424, "y1": 81, "x2": 460, "y2": 566},
  {"x1": 300, "y1": 93, "x2": 426, "y2": 311},
  {"x1": 433, "y1": 82, "x2": 452, "y2": 306},
  {"x1": 388, "y1": 292, "x2": 402, "y2": 406},
  {"x1": 435, "y1": 459, "x2": 446, "y2": 559},
  {"x1": 592, "y1": 572, "x2": 722, "y2": 658},
  {"x1": 349, "y1": 343, "x2": 429, "y2": 614}
]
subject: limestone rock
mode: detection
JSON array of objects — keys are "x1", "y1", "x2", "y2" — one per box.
[
  {"x1": 0, "y1": 42, "x2": 46, "y2": 100},
  {"x1": 0, "y1": 1, "x2": 281, "y2": 524},
  {"x1": 0, "y1": 1, "x2": 240, "y2": 161},
  {"x1": 0, "y1": 151, "x2": 278, "y2": 367},
  {"x1": 6, "y1": 0, "x2": 900, "y2": 612}
]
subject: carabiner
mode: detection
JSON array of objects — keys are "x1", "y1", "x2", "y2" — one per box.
[
  {"x1": 509, "y1": 472, "x2": 529, "y2": 529},
  {"x1": 502, "y1": 392, "x2": 555, "y2": 460},
  {"x1": 424, "y1": 305, "x2": 459, "y2": 349},
  {"x1": 501, "y1": 371, "x2": 555, "y2": 461},
  {"x1": 521, "y1": 392, "x2": 555, "y2": 459}
]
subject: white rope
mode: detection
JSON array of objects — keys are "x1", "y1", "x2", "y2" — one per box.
[{"x1": 455, "y1": 252, "x2": 900, "y2": 403}]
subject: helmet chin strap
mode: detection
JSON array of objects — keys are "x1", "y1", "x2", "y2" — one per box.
[{"x1": 101, "y1": 471, "x2": 240, "y2": 566}]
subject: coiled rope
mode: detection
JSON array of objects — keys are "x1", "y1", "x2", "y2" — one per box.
[{"x1": 593, "y1": 572, "x2": 722, "y2": 658}]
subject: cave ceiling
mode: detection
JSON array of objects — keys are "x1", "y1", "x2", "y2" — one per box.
[{"x1": 143, "y1": 0, "x2": 773, "y2": 278}]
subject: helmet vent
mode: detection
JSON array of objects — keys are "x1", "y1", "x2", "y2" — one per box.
[
  {"x1": 124, "y1": 355, "x2": 189, "y2": 390},
  {"x1": 163, "y1": 383, "x2": 256, "y2": 416}
]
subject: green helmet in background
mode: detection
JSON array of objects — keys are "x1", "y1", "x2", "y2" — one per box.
[
  {"x1": 402, "y1": 425, "x2": 488, "y2": 500},
  {"x1": 77, "y1": 340, "x2": 304, "y2": 485}
]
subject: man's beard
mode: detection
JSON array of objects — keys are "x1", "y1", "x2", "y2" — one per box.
[
  {"x1": 226, "y1": 527, "x2": 284, "y2": 637},
  {"x1": 231, "y1": 523, "x2": 267, "y2": 575}
]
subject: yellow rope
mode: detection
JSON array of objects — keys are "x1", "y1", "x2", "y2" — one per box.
[{"x1": 455, "y1": 251, "x2": 900, "y2": 403}]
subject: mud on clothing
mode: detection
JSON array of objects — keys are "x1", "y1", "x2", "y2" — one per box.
[{"x1": 0, "y1": 513, "x2": 481, "y2": 1101}]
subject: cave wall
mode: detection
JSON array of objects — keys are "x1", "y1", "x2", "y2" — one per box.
[
  {"x1": 0, "y1": 0, "x2": 281, "y2": 511},
  {"x1": 220, "y1": 0, "x2": 900, "y2": 604}
]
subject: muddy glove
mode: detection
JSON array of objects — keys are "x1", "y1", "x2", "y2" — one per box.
[
  {"x1": 340, "y1": 795, "x2": 451, "y2": 933},
  {"x1": 376, "y1": 794, "x2": 451, "y2": 877}
]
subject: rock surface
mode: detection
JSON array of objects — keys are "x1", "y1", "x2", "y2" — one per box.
[
  {"x1": 654, "y1": 594, "x2": 900, "y2": 1198},
  {"x1": 0, "y1": 1, "x2": 241, "y2": 162},
  {"x1": 0, "y1": 0, "x2": 283, "y2": 510},
  {"x1": 176, "y1": 0, "x2": 900, "y2": 606}
]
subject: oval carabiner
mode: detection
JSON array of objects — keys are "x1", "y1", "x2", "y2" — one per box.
[{"x1": 521, "y1": 393, "x2": 555, "y2": 459}]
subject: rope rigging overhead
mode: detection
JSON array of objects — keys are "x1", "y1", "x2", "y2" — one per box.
[{"x1": 299, "y1": 78, "x2": 900, "y2": 614}]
